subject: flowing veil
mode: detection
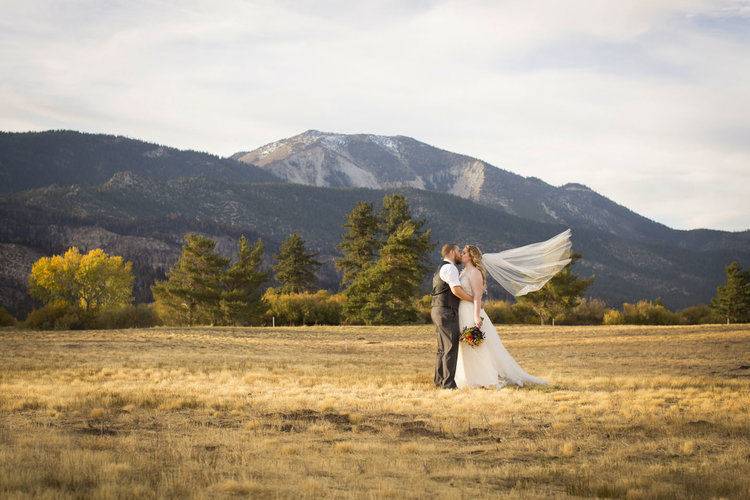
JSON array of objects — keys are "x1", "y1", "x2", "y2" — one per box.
[{"x1": 481, "y1": 229, "x2": 573, "y2": 297}]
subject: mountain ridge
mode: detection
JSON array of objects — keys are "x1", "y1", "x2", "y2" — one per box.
[
  {"x1": 0, "y1": 130, "x2": 279, "y2": 193},
  {"x1": 231, "y1": 130, "x2": 714, "y2": 246},
  {"x1": 1, "y1": 169, "x2": 744, "y2": 315},
  {"x1": 1, "y1": 129, "x2": 748, "y2": 316}
]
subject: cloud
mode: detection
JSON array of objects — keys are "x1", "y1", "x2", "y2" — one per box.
[{"x1": 0, "y1": 0, "x2": 748, "y2": 230}]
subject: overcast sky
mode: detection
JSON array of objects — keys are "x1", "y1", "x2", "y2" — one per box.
[{"x1": 1, "y1": 1, "x2": 748, "y2": 231}]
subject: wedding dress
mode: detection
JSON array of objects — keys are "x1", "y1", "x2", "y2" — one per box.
[
  {"x1": 454, "y1": 270, "x2": 547, "y2": 388},
  {"x1": 455, "y1": 229, "x2": 572, "y2": 388}
]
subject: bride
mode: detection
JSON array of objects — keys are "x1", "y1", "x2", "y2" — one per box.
[{"x1": 454, "y1": 230, "x2": 572, "y2": 388}]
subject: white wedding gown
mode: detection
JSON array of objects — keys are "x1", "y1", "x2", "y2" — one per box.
[{"x1": 455, "y1": 270, "x2": 547, "y2": 388}]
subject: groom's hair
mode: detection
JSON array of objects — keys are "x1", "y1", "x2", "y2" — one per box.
[{"x1": 441, "y1": 244, "x2": 459, "y2": 259}]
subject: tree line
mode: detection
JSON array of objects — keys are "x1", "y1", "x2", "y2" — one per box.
[
  {"x1": 10, "y1": 194, "x2": 432, "y2": 328},
  {"x1": 150, "y1": 194, "x2": 433, "y2": 325},
  {"x1": 3, "y1": 193, "x2": 749, "y2": 329}
]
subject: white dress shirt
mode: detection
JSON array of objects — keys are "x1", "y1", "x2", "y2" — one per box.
[{"x1": 438, "y1": 259, "x2": 461, "y2": 288}]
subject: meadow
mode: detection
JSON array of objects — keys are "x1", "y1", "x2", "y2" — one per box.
[{"x1": 1, "y1": 323, "x2": 749, "y2": 499}]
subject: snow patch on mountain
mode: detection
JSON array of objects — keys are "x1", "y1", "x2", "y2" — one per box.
[
  {"x1": 319, "y1": 133, "x2": 348, "y2": 151},
  {"x1": 252, "y1": 140, "x2": 285, "y2": 159},
  {"x1": 369, "y1": 134, "x2": 402, "y2": 157}
]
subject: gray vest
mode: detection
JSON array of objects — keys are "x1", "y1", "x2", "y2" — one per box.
[{"x1": 431, "y1": 262, "x2": 460, "y2": 310}]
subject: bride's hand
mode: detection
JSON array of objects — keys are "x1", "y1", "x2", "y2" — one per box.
[{"x1": 475, "y1": 316, "x2": 483, "y2": 328}]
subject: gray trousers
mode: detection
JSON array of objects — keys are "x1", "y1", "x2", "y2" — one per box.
[{"x1": 431, "y1": 306, "x2": 460, "y2": 389}]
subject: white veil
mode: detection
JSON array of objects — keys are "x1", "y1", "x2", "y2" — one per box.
[{"x1": 481, "y1": 229, "x2": 572, "y2": 297}]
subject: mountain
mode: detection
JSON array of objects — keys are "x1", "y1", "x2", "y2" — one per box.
[
  {"x1": 1, "y1": 130, "x2": 747, "y2": 316},
  {"x1": 0, "y1": 130, "x2": 278, "y2": 193},
  {"x1": 233, "y1": 130, "x2": 749, "y2": 248},
  {"x1": 2, "y1": 171, "x2": 736, "y2": 315}
]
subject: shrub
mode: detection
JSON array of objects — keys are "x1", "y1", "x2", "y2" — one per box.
[
  {"x1": 90, "y1": 304, "x2": 161, "y2": 329},
  {"x1": 561, "y1": 298, "x2": 607, "y2": 325},
  {"x1": 510, "y1": 301, "x2": 539, "y2": 324},
  {"x1": 417, "y1": 297, "x2": 538, "y2": 326},
  {"x1": 416, "y1": 295, "x2": 432, "y2": 324},
  {"x1": 418, "y1": 297, "x2": 539, "y2": 326},
  {"x1": 678, "y1": 304, "x2": 718, "y2": 325},
  {"x1": 622, "y1": 300, "x2": 680, "y2": 325},
  {"x1": 0, "y1": 306, "x2": 16, "y2": 326},
  {"x1": 23, "y1": 301, "x2": 160, "y2": 330},
  {"x1": 603, "y1": 309, "x2": 624, "y2": 325},
  {"x1": 264, "y1": 289, "x2": 343, "y2": 325},
  {"x1": 484, "y1": 300, "x2": 516, "y2": 324},
  {"x1": 23, "y1": 300, "x2": 88, "y2": 330}
]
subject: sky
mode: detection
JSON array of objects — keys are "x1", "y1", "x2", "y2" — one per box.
[{"x1": 1, "y1": 0, "x2": 748, "y2": 231}]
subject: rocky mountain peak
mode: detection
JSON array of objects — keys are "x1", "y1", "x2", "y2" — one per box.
[{"x1": 231, "y1": 130, "x2": 674, "y2": 242}]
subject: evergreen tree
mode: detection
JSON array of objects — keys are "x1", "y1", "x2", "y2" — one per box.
[
  {"x1": 711, "y1": 261, "x2": 750, "y2": 324},
  {"x1": 380, "y1": 194, "x2": 412, "y2": 235},
  {"x1": 152, "y1": 234, "x2": 228, "y2": 325},
  {"x1": 222, "y1": 236, "x2": 268, "y2": 325},
  {"x1": 336, "y1": 201, "x2": 380, "y2": 287},
  {"x1": 343, "y1": 221, "x2": 431, "y2": 325},
  {"x1": 379, "y1": 194, "x2": 431, "y2": 242},
  {"x1": 273, "y1": 233, "x2": 321, "y2": 293},
  {"x1": 378, "y1": 194, "x2": 431, "y2": 266},
  {"x1": 519, "y1": 253, "x2": 593, "y2": 325}
]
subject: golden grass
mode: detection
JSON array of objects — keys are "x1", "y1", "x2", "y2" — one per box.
[{"x1": 1, "y1": 323, "x2": 749, "y2": 498}]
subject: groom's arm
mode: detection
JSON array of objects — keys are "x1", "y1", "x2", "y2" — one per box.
[
  {"x1": 450, "y1": 285, "x2": 474, "y2": 302},
  {"x1": 441, "y1": 263, "x2": 474, "y2": 301}
]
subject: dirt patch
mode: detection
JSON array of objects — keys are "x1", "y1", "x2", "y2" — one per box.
[
  {"x1": 281, "y1": 409, "x2": 320, "y2": 422},
  {"x1": 399, "y1": 420, "x2": 443, "y2": 438},
  {"x1": 276, "y1": 410, "x2": 352, "y2": 432},
  {"x1": 322, "y1": 413, "x2": 351, "y2": 426},
  {"x1": 72, "y1": 426, "x2": 119, "y2": 436},
  {"x1": 685, "y1": 419, "x2": 713, "y2": 429}
]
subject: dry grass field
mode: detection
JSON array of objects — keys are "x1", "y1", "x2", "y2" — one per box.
[{"x1": 1, "y1": 324, "x2": 749, "y2": 499}]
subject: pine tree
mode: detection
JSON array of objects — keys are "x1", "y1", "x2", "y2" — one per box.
[
  {"x1": 222, "y1": 236, "x2": 268, "y2": 325},
  {"x1": 711, "y1": 262, "x2": 750, "y2": 324},
  {"x1": 380, "y1": 193, "x2": 431, "y2": 242},
  {"x1": 273, "y1": 233, "x2": 321, "y2": 293},
  {"x1": 379, "y1": 194, "x2": 431, "y2": 264},
  {"x1": 152, "y1": 234, "x2": 228, "y2": 325},
  {"x1": 519, "y1": 253, "x2": 593, "y2": 325},
  {"x1": 343, "y1": 221, "x2": 431, "y2": 325},
  {"x1": 336, "y1": 201, "x2": 380, "y2": 287},
  {"x1": 380, "y1": 194, "x2": 412, "y2": 235}
]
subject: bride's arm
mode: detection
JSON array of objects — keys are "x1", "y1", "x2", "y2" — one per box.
[{"x1": 469, "y1": 269, "x2": 484, "y2": 327}]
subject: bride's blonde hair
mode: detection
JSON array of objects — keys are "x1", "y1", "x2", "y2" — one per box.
[{"x1": 464, "y1": 245, "x2": 487, "y2": 285}]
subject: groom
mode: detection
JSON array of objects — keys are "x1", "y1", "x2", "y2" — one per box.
[{"x1": 431, "y1": 244, "x2": 474, "y2": 389}]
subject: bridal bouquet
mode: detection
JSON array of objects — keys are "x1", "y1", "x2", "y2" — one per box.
[{"x1": 460, "y1": 325, "x2": 485, "y2": 347}]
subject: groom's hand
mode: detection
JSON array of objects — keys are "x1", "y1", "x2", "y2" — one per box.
[{"x1": 450, "y1": 285, "x2": 473, "y2": 302}]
